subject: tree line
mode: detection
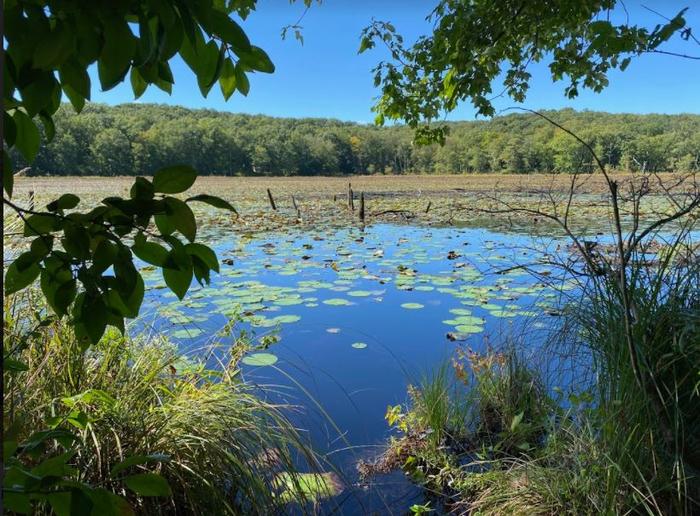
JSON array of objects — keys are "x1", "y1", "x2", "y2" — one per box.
[{"x1": 15, "y1": 103, "x2": 700, "y2": 176}]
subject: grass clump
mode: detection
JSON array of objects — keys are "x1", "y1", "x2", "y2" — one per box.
[
  {"x1": 566, "y1": 239, "x2": 700, "y2": 514},
  {"x1": 3, "y1": 291, "x2": 333, "y2": 515}
]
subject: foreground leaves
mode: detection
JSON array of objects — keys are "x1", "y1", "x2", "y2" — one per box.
[{"x1": 4, "y1": 166, "x2": 236, "y2": 346}]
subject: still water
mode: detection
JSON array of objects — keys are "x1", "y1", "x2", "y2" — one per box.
[{"x1": 137, "y1": 223, "x2": 573, "y2": 513}]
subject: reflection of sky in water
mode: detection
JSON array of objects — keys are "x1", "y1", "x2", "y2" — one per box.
[{"x1": 134, "y1": 224, "x2": 584, "y2": 513}]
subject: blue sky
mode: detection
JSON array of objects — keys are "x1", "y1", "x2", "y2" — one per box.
[{"x1": 91, "y1": 0, "x2": 700, "y2": 121}]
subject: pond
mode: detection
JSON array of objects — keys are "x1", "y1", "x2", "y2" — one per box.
[{"x1": 135, "y1": 221, "x2": 577, "y2": 513}]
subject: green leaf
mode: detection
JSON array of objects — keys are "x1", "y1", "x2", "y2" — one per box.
[
  {"x1": 164, "y1": 198, "x2": 196, "y2": 241},
  {"x1": 124, "y1": 473, "x2": 172, "y2": 497},
  {"x1": 85, "y1": 487, "x2": 133, "y2": 516},
  {"x1": 3, "y1": 492, "x2": 31, "y2": 514},
  {"x1": 163, "y1": 262, "x2": 192, "y2": 300},
  {"x1": 235, "y1": 64, "x2": 250, "y2": 96},
  {"x1": 13, "y1": 251, "x2": 40, "y2": 273},
  {"x1": 38, "y1": 112, "x2": 56, "y2": 141},
  {"x1": 47, "y1": 492, "x2": 72, "y2": 516},
  {"x1": 22, "y1": 428, "x2": 79, "y2": 453},
  {"x1": 92, "y1": 240, "x2": 118, "y2": 273},
  {"x1": 40, "y1": 258, "x2": 74, "y2": 316},
  {"x1": 23, "y1": 214, "x2": 60, "y2": 236},
  {"x1": 185, "y1": 243, "x2": 219, "y2": 272},
  {"x1": 47, "y1": 193, "x2": 80, "y2": 211},
  {"x1": 98, "y1": 18, "x2": 137, "y2": 91},
  {"x1": 63, "y1": 83, "x2": 86, "y2": 112},
  {"x1": 75, "y1": 294, "x2": 108, "y2": 345},
  {"x1": 5, "y1": 260, "x2": 41, "y2": 295},
  {"x1": 18, "y1": 73, "x2": 58, "y2": 117},
  {"x1": 107, "y1": 274, "x2": 144, "y2": 318},
  {"x1": 239, "y1": 46, "x2": 275, "y2": 73},
  {"x1": 33, "y1": 20, "x2": 75, "y2": 69},
  {"x1": 185, "y1": 194, "x2": 237, "y2": 213},
  {"x1": 98, "y1": 60, "x2": 130, "y2": 91},
  {"x1": 130, "y1": 67, "x2": 148, "y2": 99},
  {"x1": 218, "y1": 58, "x2": 237, "y2": 101},
  {"x1": 31, "y1": 451, "x2": 75, "y2": 477},
  {"x1": 154, "y1": 213, "x2": 175, "y2": 236},
  {"x1": 203, "y1": 13, "x2": 250, "y2": 53},
  {"x1": 152, "y1": 165, "x2": 197, "y2": 193},
  {"x1": 111, "y1": 454, "x2": 170, "y2": 476},
  {"x1": 132, "y1": 240, "x2": 169, "y2": 267},
  {"x1": 62, "y1": 224, "x2": 91, "y2": 260},
  {"x1": 11, "y1": 109, "x2": 40, "y2": 162},
  {"x1": 4, "y1": 111, "x2": 16, "y2": 146},
  {"x1": 30, "y1": 235, "x2": 54, "y2": 258},
  {"x1": 198, "y1": 41, "x2": 223, "y2": 95},
  {"x1": 59, "y1": 60, "x2": 91, "y2": 99},
  {"x1": 4, "y1": 358, "x2": 29, "y2": 372}
]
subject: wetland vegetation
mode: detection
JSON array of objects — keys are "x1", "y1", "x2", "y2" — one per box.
[{"x1": 3, "y1": 0, "x2": 699, "y2": 515}]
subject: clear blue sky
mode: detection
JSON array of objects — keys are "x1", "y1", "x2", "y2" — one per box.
[{"x1": 91, "y1": 0, "x2": 700, "y2": 122}]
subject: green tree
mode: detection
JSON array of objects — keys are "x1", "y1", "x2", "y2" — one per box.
[
  {"x1": 91, "y1": 127, "x2": 133, "y2": 176},
  {"x1": 359, "y1": 1, "x2": 693, "y2": 143}
]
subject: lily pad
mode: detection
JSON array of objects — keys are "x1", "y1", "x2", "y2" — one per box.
[
  {"x1": 273, "y1": 315, "x2": 301, "y2": 324},
  {"x1": 347, "y1": 290, "x2": 372, "y2": 297},
  {"x1": 323, "y1": 298, "x2": 352, "y2": 306},
  {"x1": 454, "y1": 324, "x2": 484, "y2": 334},
  {"x1": 401, "y1": 303, "x2": 424, "y2": 309},
  {"x1": 351, "y1": 342, "x2": 367, "y2": 349},
  {"x1": 241, "y1": 353, "x2": 279, "y2": 367},
  {"x1": 170, "y1": 328, "x2": 204, "y2": 339},
  {"x1": 274, "y1": 472, "x2": 343, "y2": 503}
]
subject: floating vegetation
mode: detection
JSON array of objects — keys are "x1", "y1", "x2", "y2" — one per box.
[
  {"x1": 241, "y1": 353, "x2": 279, "y2": 367},
  {"x1": 273, "y1": 472, "x2": 343, "y2": 504},
  {"x1": 401, "y1": 303, "x2": 424, "y2": 310},
  {"x1": 323, "y1": 298, "x2": 352, "y2": 306},
  {"x1": 171, "y1": 328, "x2": 205, "y2": 339}
]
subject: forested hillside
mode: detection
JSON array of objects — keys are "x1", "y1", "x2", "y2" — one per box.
[{"x1": 17, "y1": 103, "x2": 700, "y2": 176}]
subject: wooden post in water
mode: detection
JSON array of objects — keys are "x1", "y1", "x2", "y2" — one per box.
[
  {"x1": 359, "y1": 192, "x2": 365, "y2": 223},
  {"x1": 425, "y1": 201, "x2": 432, "y2": 214},
  {"x1": 348, "y1": 183, "x2": 354, "y2": 211},
  {"x1": 267, "y1": 188, "x2": 277, "y2": 210},
  {"x1": 28, "y1": 190, "x2": 35, "y2": 211},
  {"x1": 291, "y1": 195, "x2": 301, "y2": 219}
]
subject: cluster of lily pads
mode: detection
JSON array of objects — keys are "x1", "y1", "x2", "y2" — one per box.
[{"x1": 132, "y1": 222, "x2": 577, "y2": 370}]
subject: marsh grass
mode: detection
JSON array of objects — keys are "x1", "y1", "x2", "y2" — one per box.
[
  {"x1": 566, "y1": 235, "x2": 700, "y2": 514},
  {"x1": 3, "y1": 290, "x2": 331, "y2": 515}
]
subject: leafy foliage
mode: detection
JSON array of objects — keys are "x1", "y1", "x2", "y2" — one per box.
[
  {"x1": 4, "y1": 165, "x2": 235, "y2": 346},
  {"x1": 359, "y1": 1, "x2": 693, "y2": 143},
  {"x1": 2, "y1": 0, "x2": 283, "y2": 197},
  {"x1": 2, "y1": 0, "x2": 293, "y2": 344}
]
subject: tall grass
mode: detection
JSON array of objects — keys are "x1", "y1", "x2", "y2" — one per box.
[
  {"x1": 3, "y1": 289, "x2": 325, "y2": 514},
  {"x1": 568, "y1": 235, "x2": 700, "y2": 514}
]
